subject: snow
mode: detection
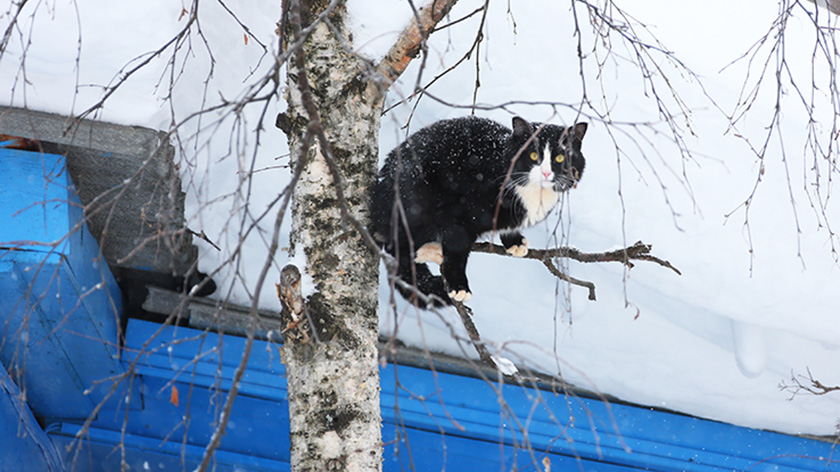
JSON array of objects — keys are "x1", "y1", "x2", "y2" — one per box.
[
  {"x1": 2, "y1": 0, "x2": 840, "y2": 438},
  {"x1": 731, "y1": 320, "x2": 768, "y2": 378},
  {"x1": 345, "y1": 0, "x2": 414, "y2": 61},
  {"x1": 490, "y1": 355, "x2": 519, "y2": 376}
]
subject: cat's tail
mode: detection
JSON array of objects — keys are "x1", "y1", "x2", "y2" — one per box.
[{"x1": 393, "y1": 254, "x2": 452, "y2": 308}]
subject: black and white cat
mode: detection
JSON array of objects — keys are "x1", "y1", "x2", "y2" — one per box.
[{"x1": 371, "y1": 115, "x2": 587, "y2": 307}]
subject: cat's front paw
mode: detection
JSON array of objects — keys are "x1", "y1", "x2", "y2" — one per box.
[
  {"x1": 448, "y1": 289, "x2": 472, "y2": 303},
  {"x1": 505, "y1": 238, "x2": 529, "y2": 257},
  {"x1": 415, "y1": 242, "x2": 444, "y2": 265}
]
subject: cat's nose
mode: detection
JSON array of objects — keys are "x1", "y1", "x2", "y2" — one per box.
[{"x1": 542, "y1": 170, "x2": 552, "y2": 179}]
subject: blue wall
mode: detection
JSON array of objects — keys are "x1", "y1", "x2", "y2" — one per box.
[{"x1": 0, "y1": 362, "x2": 64, "y2": 472}]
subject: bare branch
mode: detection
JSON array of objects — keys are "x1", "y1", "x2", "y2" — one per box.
[
  {"x1": 469, "y1": 240, "x2": 679, "y2": 302},
  {"x1": 376, "y1": 0, "x2": 460, "y2": 83},
  {"x1": 473, "y1": 240, "x2": 681, "y2": 273},
  {"x1": 452, "y1": 301, "x2": 495, "y2": 365},
  {"x1": 446, "y1": 240, "x2": 678, "y2": 369},
  {"x1": 277, "y1": 264, "x2": 310, "y2": 343},
  {"x1": 541, "y1": 258, "x2": 597, "y2": 301},
  {"x1": 780, "y1": 368, "x2": 840, "y2": 399}
]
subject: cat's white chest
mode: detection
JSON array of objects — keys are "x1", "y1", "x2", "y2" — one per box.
[{"x1": 513, "y1": 182, "x2": 559, "y2": 227}]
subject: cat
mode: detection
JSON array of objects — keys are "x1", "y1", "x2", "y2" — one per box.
[{"x1": 370, "y1": 115, "x2": 587, "y2": 307}]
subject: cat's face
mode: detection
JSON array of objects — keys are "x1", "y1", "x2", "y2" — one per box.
[{"x1": 509, "y1": 117, "x2": 587, "y2": 192}]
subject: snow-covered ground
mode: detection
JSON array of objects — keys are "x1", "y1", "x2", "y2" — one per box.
[{"x1": 2, "y1": 0, "x2": 839, "y2": 436}]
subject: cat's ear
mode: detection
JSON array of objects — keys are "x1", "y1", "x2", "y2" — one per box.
[
  {"x1": 512, "y1": 117, "x2": 532, "y2": 138},
  {"x1": 571, "y1": 122, "x2": 588, "y2": 141}
]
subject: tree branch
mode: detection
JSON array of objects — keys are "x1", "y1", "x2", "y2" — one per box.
[
  {"x1": 473, "y1": 240, "x2": 681, "y2": 274},
  {"x1": 376, "y1": 0, "x2": 460, "y2": 83},
  {"x1": 452, "y1": 301, "x2": 493, "y2": 363},
  {"x1": 452, "y1": 301, "x2": 523, "y2": 381},
  {"x1": 780, "y1": 367, "x2": 840, "y2": 399},
  {"x1": 452, "y1": 240, "x2": 679, "y2": 365},
  {"x1": 541, "y1": 258, "x2": 597, "y2": 301},
  {"x1": 277, "y1": 264, "x2": 311, "y2": 343},
  {"x1": 472, "y1": 240, "x2": 679, "y2": 301}
]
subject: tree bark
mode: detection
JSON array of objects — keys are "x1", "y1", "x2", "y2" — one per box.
[
  {"x1": 282, "y1": 1, "x2": 384, "y2": 471},
  {"x1": 280, "y1": 0, "x2": 460, "y2": 469}
]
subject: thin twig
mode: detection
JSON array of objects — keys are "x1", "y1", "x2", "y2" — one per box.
[
  {"x1": 541, "y1": 258, "x2": 596, "y2": 301},
  {"x1": 452, "y1": 301, "x2": 493, "y2": 364},
  {"x1": 472, "y1": 241, "x2": 681, "y2": 275},
  {"x1": 780, "y1": 367, "x2": 840, "y2": 399},
  {"x1": 452, "y1": 240, "x2": 678, "y2": 365}
]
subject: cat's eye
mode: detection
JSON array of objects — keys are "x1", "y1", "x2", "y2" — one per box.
[
  {"x1": 529, "y1": 152, "x2": 539, "y2": 161},
  {"x1": 555, "y1": 154, "x2": 565, "y2": 163}
]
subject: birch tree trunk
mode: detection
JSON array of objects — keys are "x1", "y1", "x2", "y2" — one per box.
[
  {"x1": 280, "y1": 0, "x2": 459, "y2": 470},
  {"x1": 282, "y1": 2, "x2": 384, "y2": 471}
]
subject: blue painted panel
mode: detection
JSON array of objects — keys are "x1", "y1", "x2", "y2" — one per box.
[
  {"x1": 126, "y1": 320, "x2": 287, "y2": 401},
  {"x1": 381, "y1": 362, "x2": 839, "y2": 471},
  {"x1": 0, "y1": 148, "x2": 120, "y2": 308},
  {"x1": 0, "y1": 148, "x2": 73, "y2": 249},
  {"x1": 47, "y1": 319, "x2": 836, "y2": 472},
  {"x1": 382, "y1": 421, "x2": 635, "y2": 472},
  {"x1": 0, "y1": 148, "x2": 125, "y2": 419},
  {"x1": 0, "y1": 258, "x2": 97, "y2": 418},
  {"x1": 0, "y1": 362, "x2": 65, "y2": 472},
  {"x1": 49, "y1": 424, "x2": 288, "y2": 472},
  {"x1": 47, "y1": 319, "x2": 292, "y2": 466}
]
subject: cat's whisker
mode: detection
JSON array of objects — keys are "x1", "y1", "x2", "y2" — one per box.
[
  {"x1": 503, "y1": 173, "x2": 531, "y2": 189},
  {"x1": 495, "y1": 172, "x2": 528, "y2": 186},
  {"x1": 553, "y1": 174, "x2": 580, "y2": 192}
]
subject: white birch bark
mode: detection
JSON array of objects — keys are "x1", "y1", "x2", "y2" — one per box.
[
  {"x1": 282, "y1": 2, "x2": 385, "y2": 471},
  {"x1": 280, "y1": 1, "x2": 460, "y2": 470}
]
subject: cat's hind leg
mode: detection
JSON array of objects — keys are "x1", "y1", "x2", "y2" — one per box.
[
  {"x1": 395, "y1": 252, "x2": 451, "y2": 308},
  {"x1": 415, "y1": 241, "x2": 443, "y2": 265},
  {"x1": 440, "y1": 226, "x2": 473, "y2": 302},
  {"x1": 501, "y1": 231, "x2": 529, "y2": 257}
]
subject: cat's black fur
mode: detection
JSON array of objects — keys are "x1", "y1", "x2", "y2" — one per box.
[{"x1": 371, "y1": 116, "x2": 587, "y2": 307}]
